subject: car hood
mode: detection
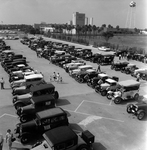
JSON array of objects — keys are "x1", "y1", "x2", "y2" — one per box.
[
  {"x1": 101, "y1": 83, "x2": 110, "y2": 87},
  {"x1": 14, "y1": 86, "x2": 26, "y2": 91},
  {"x1": 17, "y1": 93, "x2": 32, "y2": 99},
  {"x1": 72, "y1": 69, "x2": 80, "y2": 73}
]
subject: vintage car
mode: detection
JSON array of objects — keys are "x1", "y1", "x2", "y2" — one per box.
[
  {"x1": 11, "y1": 73, "x2": 44, "y2": 89},
  {"x1": 16, "y1": 95, "x2": 56, "y2": 123},
  {"x1": 87, "y1": 73, "x2": 109, "y2": 88},
  {"x1": 111, "y1": 80, "x2": 140, "y2": 104},
  {"x1": 31, "y1": 126, "x2": 95, "y2": 150},
  {"x1": 66, "y1": 62, "x2": 86, "y2": 73},
  {"x1": 13, "y1": 84, "x2": 59, "y2": 109},
  {"x1": 111, "y1": 61, "x2": 129, "y2": 71},
  {"x1": 122, "y1": 63, "x2": 139, "y2": 74},
  {"x1": 75, "y1": 69, "x2": 98, "y2": 83},
  {"x1": 126, "y1": 100, "x2": 147, "y2": 120},
  {"x1": 132, "y1": 68, "x2": 147, "y2": 79},
  {"x1": 98, "y1": 53, "x2": 115, "y2": 65},
  {"x1": 70, "y1": 65, "x2": 94, "y2": 77},
  {"x1": 95, "y1": 78, "x2": 119, "y2": 96},
  {"x1": 15, "y1": 107, "x2": 69, "y2": 144}
]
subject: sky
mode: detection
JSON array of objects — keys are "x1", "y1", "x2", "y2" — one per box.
[{"x1": 0, "y1": 0, "x2": 146, "y2": 29}]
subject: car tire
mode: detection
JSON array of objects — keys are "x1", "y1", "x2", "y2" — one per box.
[
  {"x1": 114, "y1": 97, "x2": 122, "y2": 104},
  {"x1": 54, "y1": 91, "x2": 59, "y2": 100},
  {"x1": 77, "y1": 144, "x2": 89, "y2": 150},
  {"x1": 106, "y1": 93, "x2": 112, "y2": 100},
  {"x1": 101, "y1": 90, "x2": 107, "y2": 96},
  {"x1": 134, "y1": 93, "x2": 139, "y2": 101},
  {"x1": 15, "y1": 103, "x2": 24, "y2": 110},
  {"x1": 79, "y1": 78, "x2": 84, "y2": 83},
  {"x1": 95, "y1": 87, "x2": 99, "y2": 93},
  {"x1": 20, "y1": 133, "x2": 30, "y2": 144},
  {"x1": 20, "y1": 115, "x2": 29, "y2": 123},
  {"x1": 126, "y1": 104, "x2": 133, "y2": 113},
  {"x1": 137, "y1": 110, "x2": 145, "y2": 120},
  {"x1": 111, "y1": 65, "x2": 114, "y2": 70}
]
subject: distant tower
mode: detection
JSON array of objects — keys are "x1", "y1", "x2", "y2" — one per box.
[
  {"x1": 89, "y1": 17, "x2": 93, "y2": 25},
  {"x1": 85, "y1": 17, "x2": 88, "y2": 25},
  {"x1": 72, "y1": 12, "x2": 85, "y2": 26}
]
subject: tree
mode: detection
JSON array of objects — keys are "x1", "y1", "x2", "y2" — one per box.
[
  {"x1": 116, "y1": 25, "x2": 120, "y2": 30},
  {"x1": 101, "y1": 31, "x2": 114, "y2": 43}
]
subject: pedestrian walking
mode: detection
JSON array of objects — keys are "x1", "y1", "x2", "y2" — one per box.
[
  {"x1": 0, "y1": 134, "x2": 4, "y2": 150},
  {"x1": 136, "y1": 73, "x2": 140, "y2": 82},
  {"x1": 56, "y1": 73, "x2": 60, "y2": 82},
  {"x1": 0, "y1": 78, "x2": 4, "y2": 89},
  {"x1": 97, "y1": 64, "x2": 101, "y2": 73},
  {"x1": 6, "y1": 129, "x2": 14, "y2": 150},
  {"x1": 53, "y1": 72, "x2": 57, "y2": 81},
  {"x1": 119, "y1": 54, "x2": 121, "y2": 60}
]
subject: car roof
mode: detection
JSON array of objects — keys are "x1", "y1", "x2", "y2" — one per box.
[
  {"x1": 118, "y1": 80, "x2": 140, "y2": 86},
  {"x1": 78, "y1": 65, "x2": 92, "y2": 69},
  {"x1": 43, "y1": 126, "x2": 77, "y2": 147},
  {"x1": 86, "y1": 69, "x2": 96, "y2": 73},
  {"x1": 98, "y1": 73, "x2": 108, "y2": 77},
  {"x1": 36, "y1": 107, "x2": 66, "y2": 120},
  {"x1": 30, "y1": 94, "x2": 55, "y2": 104},
  {"x1": 105, "y1": 78, "x2": 117, "y2": 83},
  {"x1": 24, "y1": 73, "x2": 43, "y2": 79},
  {"x1": 127, "y1": 63, "x2": 135, "y2": 66},
  {"x1": 30, "y1": 83, "x2": 55, "y2": 92}
]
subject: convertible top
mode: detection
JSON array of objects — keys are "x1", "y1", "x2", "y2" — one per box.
[
  {"x1": 118, "y1": 80, "x2": 140, "y2": 87},
  {"x1": 43, "y1": 126, "x2": 77, "y2": 147},
  {"x1": 36, "y1": 107, "x2": 66, "y2": 120},
  {"x1": 30, "y1": 83, "x2": 55, "y2": 92}
]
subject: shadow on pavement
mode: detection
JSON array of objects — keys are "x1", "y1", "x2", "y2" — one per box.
[
  {"x1": 93, "y1": 142, "x2": 107, "y2": 150},
  {"x1": 56, "y1": 98, "x2": 70, "y2": 106}
]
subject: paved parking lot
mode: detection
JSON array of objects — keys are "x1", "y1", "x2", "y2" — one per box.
[{"x1": 0, "y1": 39, "x2": 147, "y2": 150}]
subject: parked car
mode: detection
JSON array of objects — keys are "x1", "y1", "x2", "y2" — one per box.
[
  {"x1": 15, "y1": 107, "x2": 69, "y2": 144},
  {"x1": 111, "y1": 80, "x2": 140, "y2": 104},
  {"x1": 111, "y1": 61, "x2": 129, "y2": 71},
  {"x1": 95, "y1": 78, "x2": 118, "y2": 96},
  {"x1": 11, "y1": 73, "x2": 44, "y2": 89},
  {"x1": 132, "y1": 68, "x2": 147, "y2": 78},
  {"x1": 75, "y1": 69, "x2": 98, "y2": 83},
  {"x1": 17, "y1": 95, "x2": 56, "y2": 123},
  {"x1": 31, "y1": 126, "x2": 95, "y2": 150},
  {"x1": 126, "y1": 100, "x2": 147, "y2": 120},
  {"x1": 70, "y1": 65, "x2": 94, "y2": 77},
  {"x1": 13, "y1": 84, "x2": 59, "y2": 109},
  {"x1": 99, "y1": 53, "x2": 115, "y2": 65},
  {"x1": 122, "y1": 63, "x2": 139, "y2": 74}
]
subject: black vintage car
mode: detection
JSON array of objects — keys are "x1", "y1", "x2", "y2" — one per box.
[
  {"x1": 121, "y1": 64, "x2": 139, "y2": 74},
  {"x1": 17, "y1": 95, "x2": 56, "y2": 123},
  {"x1": 15, "y1": 107, "x2": 69, "y2": 144},
  {"x1": 31, "y1": 126, "x2": 95, "y2": 150},
  {"x1": 127, "y1": 101, "x2": 147, "y2": 120},
  {"x1": 13, "y1": 84, "x2": 59, "y2": 109},
  {"x1": 76, "y1": 69, "x2": 98, "y2": 83},
  {"x1": 111, "y1": 61, "x2": 129, "y2": 71},
  {"x1": 98, "y1": 53, "x2": 115, "y2": 65}
]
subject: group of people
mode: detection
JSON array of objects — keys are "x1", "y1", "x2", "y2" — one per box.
[
  {"x1": 0, "y1": 129, "x2": 15, "y2": 150},
  {"x1": 50, "y1": 72, "x2": 62, "y2": 82}
]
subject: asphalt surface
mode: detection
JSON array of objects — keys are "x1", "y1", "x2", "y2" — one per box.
[{"x1": 0, "y1": 39, "x2": 147, "y2": 150}]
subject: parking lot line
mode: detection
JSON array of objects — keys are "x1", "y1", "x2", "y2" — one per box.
[
  {"x1": 74, "y1": 100, "x2": 85, "y2": 112},
  {"x1": 64, "y1": 109, "x2": 124, "y2": 122},
  {"x1": 0, "y1": 113, "x2": 17, "y2": 119}
]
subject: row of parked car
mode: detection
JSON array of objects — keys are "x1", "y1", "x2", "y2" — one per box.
[
  {"x1": 21, "y1": 37, "x2": 147, "y2": 122},
  {"x1": 0, "y1": 39, "x2": 95, "y2": 150},
  {"x1": 111, "y1": 61, "x2": 147, "y2": 81}
]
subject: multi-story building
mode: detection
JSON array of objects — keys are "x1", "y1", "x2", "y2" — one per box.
[{"x1": 72, "y1": 12, "x2": 85, "y2": 26}]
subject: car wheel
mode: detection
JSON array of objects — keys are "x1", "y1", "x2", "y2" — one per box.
[
  {"x1": 126, "y1": 71, "x2": 130, "y2": 74},
  {"x1": 20, "y1": 134, "x2": 30, "y2": 144},
  {"x1": 54, "y1": 91, "x2": 59, "y2": 100},
  {"x1": 79, "y1": 78, "x2": 84, "y2": 83},
  {"x1": 20, "y1": 115, "x2": 29, "y2": 123},
  {"x1": 137, "y1": 110, "x2": 145, "y2": 120},
  {"x1": 126, "y1": 104, "x2": 133, "y2": 113},
  {"x1": 134, "y1": 93, "x2": 139, "y2": 101},
  {"x1": 101, "y1": 90, "x2": 107, "y2": 96},
  {"x1": 95, "y1": 87, "x2": 99, "y2": 93},
  {"x1": 15, "y1": 103, "x2": 24, "y2": 110},
  {"x1": 77, "y1": 144, "x2": 89, "y2": 150},
  {"x1": 106, "y1": 93, "x2": 112, "y2": 100},
  {"x1": 13, "y1": 97, "x2": 17, "y2": 103},
  {"x1": 114, "y1": 97, "x2": 122, "y2": 104}
]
